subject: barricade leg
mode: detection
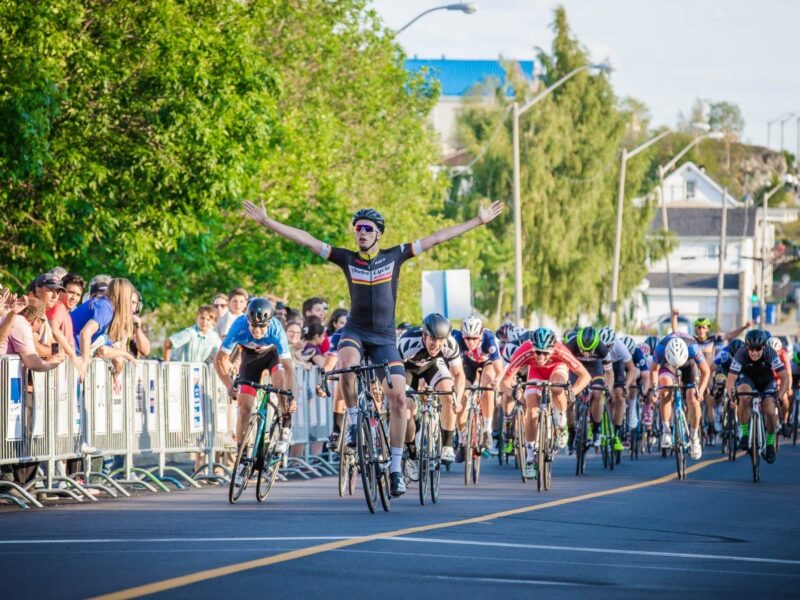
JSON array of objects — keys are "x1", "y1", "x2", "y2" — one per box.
[{"x1": 0, "y1": 482, "x2": 44, "y2": 508}]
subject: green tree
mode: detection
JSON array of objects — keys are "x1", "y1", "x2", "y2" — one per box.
[{"x1": 452, "y1": 7, "x2": 661, "y2": 325}]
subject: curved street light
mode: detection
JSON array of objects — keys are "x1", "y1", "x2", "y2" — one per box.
[
  {"x1": 396, "y1": 3, "x2": 478, "y2": 34},
  {"x1": 512, "y1": 63, "x2": 612, "y2": 325}
]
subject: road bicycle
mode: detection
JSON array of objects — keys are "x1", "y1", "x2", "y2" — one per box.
[
  {"x1": 527, "y1": 380, "x2": 571, "y2": 492},
  {"x1": 735, "y1": 390, "x2": 777, "y2": 483},
  {"x1": 658, "y1": 383, "x2": 692, "y2": 480},
  {"x1": 407, "y1": 389, "x2": 453, "y2": 505},
  {"x1": 228, "y1": 379, "x2": 294, "y2": 504},
  {"x1": 322, "y1": 362, "x2": 393, "y2": 513},
  {"x1": 720, "y1": 385, "x2": 739, "y2": 462},
  {"x1": 462, "y1": 380, "x2": 496, "y2": 485},
  {"x1": 628, "y1": 383, "x2": 643, "y2": 461}
]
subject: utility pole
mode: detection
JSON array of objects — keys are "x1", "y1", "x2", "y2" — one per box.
[{"x1": 715, "y1": 188, "x2": 728, "y2": 327}]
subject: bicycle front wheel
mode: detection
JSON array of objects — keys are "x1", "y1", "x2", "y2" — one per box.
[
  {"x1": 229, "y1": 415, "x2": 260, "y2": 504},
  {"x1": 338, "y1": 413, "x2": 349, "y2": 498},
  {"x1": 376, "y1": 417, "x2": 392, "y2": 512},
  {"x1": 256, "y1": 419, "x2": 281, "y2": 502},
  {"x1": 751, "y1": 414, "x2": 760, "y2": 483},
  {"x1": 356, "y1": 412, "x2": 378, "y2": 513},
  {"x1": 430, "y1": 421, "x2": 442, "y2": 503},
  {"x1": 418, "y1": 415, "x2": 430, "y2": 506},
  {"x1": 515, "y1": 409, "x2": 526, "y2": 482},
  {"x1": 496, "y1": 406, "x2": 506, "y2": 466},
  {"x1": 575, "y1": 407, "x2": 587, "y2": 476},
  {"x1": 674, "y1": 412, "x2": 686, "y2": 480}
]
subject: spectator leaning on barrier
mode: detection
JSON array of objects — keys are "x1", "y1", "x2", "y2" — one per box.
[
  {"x1": 37, "y1": 272, "x2": 83, "y2": 375},
  {"x1": 0, "y1": 288, "x2": 29, "y2": 349},
  {"x1": 164, "y1": 305, "x2": 221, "y2": 363},
  {"x1": 85, "y1": 274, "x2": 111, "y2": 302},
  {"x1": 215, "y1": 287, "x2": 248, "y2": 339},
  {"x1": 129, "y1": 287, "x2": 151, "y2": 358},
  {"x1": 286, "y1": 320, "x2": 304, "y2": 359},
  {"x1": 94, "y1": 278, "x2": 138, "y2": 370},
  {"x1": 0, "y1": 297, "x2": 65, "y2": 372},
  {"x1": 71, "y1": 277, "x2": 114, "y2": 369}
]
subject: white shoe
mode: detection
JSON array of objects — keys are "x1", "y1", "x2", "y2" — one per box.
[
  {"x1": 275, "y1": 428, "x2": 292, "y2": 455},
  {"x1": 234, "y1": 462, "x2": 248, "y2": 486},
  {"x1": 556, "y1": 427, "x2": 569, "y2": 449},
  {"x1": 404, "y1": 458, "x2": 419, "y2": 482},
  {"x1": 480, "y1": 430, "x2": 493, "y2": 449},
  {"x1": 441, "y1": 446, "x2": 456, "y2": 464},
  {"x1": 660, "y1": 431, "x2": 673, "y2": 449},
  {"x1": 523, "y1": 461, "x2": 535, "y2": 479},
  {"x1": 689, "y1": 433, "x2": 702, "y2": 460},
  {"x1": 80, "y1": 443, "x2": 101, "y2": 456}
]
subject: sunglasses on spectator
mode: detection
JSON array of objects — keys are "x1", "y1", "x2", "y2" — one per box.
[
  {"x1": 354, "y1": 224, "x2": 376, "y2": 233},
  {"x1": 214, "y1": 302, "x2": 228, "y2": 308}
]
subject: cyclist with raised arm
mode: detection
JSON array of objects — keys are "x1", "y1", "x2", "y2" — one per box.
[
  {"x1": 214, "y1": 298, "x2": 295, "y2": 483},
  {"x1": 725, "y1": 329, "x2": 789, "y2": 464},
  {"x1": 453, "y1": 315, "x2": 503, "y2": 451},
  {"x1": 241, "y1": 199, "x2": 502, "y2": 496},
  {"x1": 398, "y1": 314, "x2": 464, "y2": 468},
  {"x1": 502, "y1": 328, "x2": 590, "y2": 478},
  {"x1": 651, "y1": 333, "x2": 711, "y2": 459},
  {"x1": 564, "y1": 327, "x2": 613, "y2": 447}
]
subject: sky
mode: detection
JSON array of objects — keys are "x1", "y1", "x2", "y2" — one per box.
[{"x1": 372, "y1": 0, "x2": 800, "y2": 151}]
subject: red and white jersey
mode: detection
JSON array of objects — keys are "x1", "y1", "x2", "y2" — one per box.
[{"x1": 504, "y1": 340, "x2": 584, "y2": 381}]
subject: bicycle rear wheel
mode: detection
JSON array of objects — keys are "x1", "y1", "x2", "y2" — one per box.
[
  {"x1": 496, "y1": 406, "x2": 506, "y2": 466},
  {"x1": 514, "y1": 409, "x2": 526, "y2": 481},
  {"x1": 418, "y1": 416, "x2": 429, "y2": 506},
  {"x1": 575, "y1": 406, "x2": 587, "y2": 476},
  {"x1": 537, "y1": 409, "x2": 553, "y2": 491},
  {"x1": 229, "y1": 415, "x2": 260, "y2": 504},
  {"x1": 256, "y1": 420, "x2": 281, "y2": 502},
  {"x1": 601, "y1": 407, "x2": 613, "y2": 471},
  {"x1": 356, "y1": 413, "x2": 378, "y2": 513}
]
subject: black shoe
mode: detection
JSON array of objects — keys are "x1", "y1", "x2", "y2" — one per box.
[
  {"x1": 327, "y1": 431, "x2": 339, "y2": 453},
  {"x1": 390, "y1": 472, "x2": 406, "y2": 497},
  {"x1": 765, "y1": 445, "x2": 776, "y2": 464},
  {"x1": 346, "y1": 424, "x2": 357, "y2": 448},
  {"x1": 738, "y1": 436, "x2": 749, "y2": 451},
  {"x1": 454, "y1": 444, "x2": 465, "y2": 463}
]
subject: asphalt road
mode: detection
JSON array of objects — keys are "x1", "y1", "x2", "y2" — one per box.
[{"x1": 2, "y1": 444, "x2": 799, "y2": 599}]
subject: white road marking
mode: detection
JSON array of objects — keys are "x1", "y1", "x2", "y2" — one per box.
[
  {"x1": 0, "y1": 536, "x2": 352, "y2": 545},
  {"x1": 388, "y1": 536, "x2": 800, "y2": 566},
  {"x1": 429, "y1": 575, "x2": 586, "y2": 586}
]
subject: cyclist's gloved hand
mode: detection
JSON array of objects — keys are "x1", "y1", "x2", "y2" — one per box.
[{"x1": 228, "y1": 386, "x2": 238, "y2": 402}]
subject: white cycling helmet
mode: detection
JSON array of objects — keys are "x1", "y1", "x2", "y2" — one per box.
[
  {"x1": 768, "y1": 336, "x2": 783, "y2": 352},
  {"x1": 664, "y1": 337, "x2": 689, "y2": 367},
  {"x1": 508, "y1": 327, "x2": 527, "y2": 343},
  {"x1": 599, "y1": 327, "x2": 616, "y2": 347},
  {"x1": 461, "y1": 315, "x2": 484, "y2": 338},
  {"x1": 620, "y1": 335, "x2": 636, "y2": 356}
]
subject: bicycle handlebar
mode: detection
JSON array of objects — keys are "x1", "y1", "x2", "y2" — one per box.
[
  {"x1": 320, "y1": 362, "x2": 393, "y2": 396},
  {"x1": 232, "y1": 378, "x2": 294, "y2": 399}
]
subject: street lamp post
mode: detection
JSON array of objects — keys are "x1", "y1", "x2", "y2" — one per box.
[
  {"x1": 396, "y1": 3, "x2": 478, "y2": 34},
  {"x1": 609, "y1": 130, "x2": 671, "y2": 328},
  {"x1": 758, "y1": 175, "x2": 796, "y2": 322},
  {"x1": 780, "y1": 113, "x2": 795, "y2": 151},
  {"x1": 766, "y1": 112, "x2": 793, "y2": 149},
  {"x1": 512, "y1": 63, "x2": 611, "y2": 325},
  {"x1": 656, "y1": 131, "x2": 724, "y2": 314}
]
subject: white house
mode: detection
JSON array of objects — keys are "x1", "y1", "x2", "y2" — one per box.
[
  {"x1": 633, "y1": 162, "x2": 775, "y2": 331},
  {"x1": 404, "y1": 58, "x2": 536, "y2": 157}
]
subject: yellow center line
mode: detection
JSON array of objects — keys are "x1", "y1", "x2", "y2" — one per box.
[{"x1": 91, "y1": 454, "x2": 733, "y2": 600}]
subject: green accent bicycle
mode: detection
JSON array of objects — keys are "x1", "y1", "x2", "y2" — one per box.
[{"x1": 228, "y1": 378, "x2": 294, "y2": 504}]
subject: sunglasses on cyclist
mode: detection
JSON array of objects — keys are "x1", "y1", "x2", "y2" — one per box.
[
  {"x1": 747, "y1": 345, "x2": 765, "y2": 352},
  {"x1": 533, "y1": 350, "x2": 552, "y2": 357},
  {"x1": 354, "y1": 224, "x2": 376, "y2": 234},
  {"x1": 463, "y1": 336, "x2": 481, "y2": 341}
]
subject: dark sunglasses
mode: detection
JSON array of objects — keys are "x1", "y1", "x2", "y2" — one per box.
[
  {"x1": 533, "y1": 350, "x2": 552, "y2": 357},
  {"x1": 747, "y1": 345, "x2": 764, "y2": 352},
  {"x1": 463, "y1": 336, "x2": 481, "y2": 341},
  {"x1": 354, "y1": 224, "x2": 376, "y2": 233},
  {"x1": 214, "y1": 303, "x2": 228, "y2": 308}
]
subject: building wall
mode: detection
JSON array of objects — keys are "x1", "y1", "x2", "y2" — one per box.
[
  {"x1": 648, "y1": 237, "x2": 750, "y2": 274},
  {"x1": 430, "y1": 97, "x2": 462, "y2": 155},
  {"x1": 662, "y1": 165, "x2": 736, "y2": 206},
  {"x1": 639, "y1": 289, "x2": 742, "y2": 331}
]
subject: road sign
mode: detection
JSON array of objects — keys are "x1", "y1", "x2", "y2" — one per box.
[{"x1": 421, "y1": 269, "x2": 471, "y2": 319}]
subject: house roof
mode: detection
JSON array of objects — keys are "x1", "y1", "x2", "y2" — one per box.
[
  {"x1": 665, "y1": 161, "x2": 742, "y2": 207},
  {"x1": 650, "y1": 207, "x2": 755, "y2": 237},
  {"x1": 404, "y1": 58, "x2": 535, "y2": 97},
  {"x1": 646, "y1": 273, "x2": 740, "y2": 290}
]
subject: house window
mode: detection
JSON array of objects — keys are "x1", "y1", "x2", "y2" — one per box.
[{"x1": 686, "y1": 180, "x2": 696, "y2": 200}]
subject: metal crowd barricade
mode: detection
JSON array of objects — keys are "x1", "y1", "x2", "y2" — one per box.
[{"x1": 301, "y1": 367, "x2": 336, "y2": 476}]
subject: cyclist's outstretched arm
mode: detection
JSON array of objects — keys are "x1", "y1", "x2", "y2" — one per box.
[
  {"x1": 724, "y1": 321, "x2": 751, "y2": 341},
  {"x1": 242, "y1": 200, "x2": 324, "y2": 254},
  {"x1": 419, "y1": 201, "x2": 503, "y2": 251}
]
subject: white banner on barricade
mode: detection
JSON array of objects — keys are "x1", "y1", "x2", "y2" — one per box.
[
  {"x1": 32, "y1": 371, "x2": 46, "y2": 437},
  {"x1": 94, "y1": 361, "x2": 107, "y2": 435},
  {"x1": 134, "y1": 363, "x2": 145, "y2": 433},
  {"x1": 6, "y1": 357, "x2": 22, "y2": 441},
  {"x1": 74, "y1": 378, "x2": 82, "y2": 430},
  {"x1": 147, "y1": 369, "x2": 157, "y2": 432},
  {"x1": 167, "y1": 363, "x2": 182, "y2": 433},
  {"x1": 111, "y1": 374, "x2": 124, "y2": 433},
  {"x1": 190, "y1": 365, "x2": 203, "y2": 433},
  {"x1": 56, "y1": 364, "x2": 68, "y2": 436}
]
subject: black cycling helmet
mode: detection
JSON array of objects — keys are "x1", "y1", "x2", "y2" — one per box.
[
  {"x1": 352, "y1": 208, "x2": 385, "y2": 233},
  {"x1": 644, "y1": 335, "x2": 659, "y2": 353},
  {"x1": 744, "y1": 329, "x2": 769, "y2": 349},
  {"x1": 531, "y1": 327, "x2": 556, "y2": 351},
  {"x1": 576, "y1": 326, "x2": 599, "y2": 353},
  {"x1": 727, "y1": 338, "x2": 744, "y2": 358},
  {"x1": 246, "y1": 297, "x2": 274, "y2": 327},
  {"x1": 421, "y1": 313, "x2": 451, "y2": 340}
]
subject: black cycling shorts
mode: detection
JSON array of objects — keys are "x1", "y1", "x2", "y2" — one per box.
[
  {"x1": 463, "y1": 357, "x2": 489, "y2": 385},
  {"x1": 612, "y1": 360, "x2": 626, "y2": 389},
  {"x1": 336, "y1": 323, "x2": 405, "y2": 378},
  {"x1": 735, "y1": 374, "x2": 777, "y2": 395},
  {"x1": 239, "y1": 346, "x2": 280, "y2": 390},
  {"x1": 406, "y1": 357, "x2": 453, "y2": 390}
]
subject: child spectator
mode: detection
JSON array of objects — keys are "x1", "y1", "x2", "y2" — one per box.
[
  {"x1": 299, "y1": 322, "x2": 326, "y2": 368},
  {"x1": 61, "y1": 273, "x2": 85, "y2": 310},
  {"x1": 164, "y1": 305, "x2": 221, "y2": 363}
]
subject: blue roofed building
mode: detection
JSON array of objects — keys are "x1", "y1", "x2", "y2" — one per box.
[{"x1": 404, "y1": 57, "x2": 536, "y2": 158}]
